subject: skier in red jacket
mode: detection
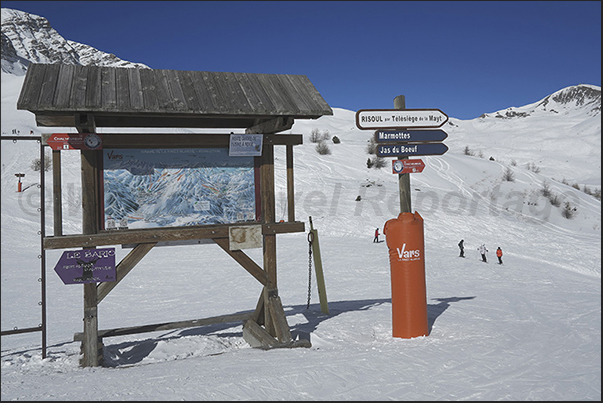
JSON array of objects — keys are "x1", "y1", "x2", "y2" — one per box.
[{"x1": 496, "y1": 247, "x2": 503, "y2": 264}]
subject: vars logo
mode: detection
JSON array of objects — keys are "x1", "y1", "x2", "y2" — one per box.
[{"x1": 396, "y1": 243, "x2": 421, "y2": 261}]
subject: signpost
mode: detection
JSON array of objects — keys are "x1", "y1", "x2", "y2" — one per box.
[
  {"x1": 356, "y1": 109, "x2": 448, "y2": 130},
  {"x1": 393, "y1": 159, "x2": 425, "y2": 174},
  {"x1": 377, "y1": 143, "x2": 448, "y2": 157},
  {"x1": 356, "y1": 97, "x2": 448, "y2": 341},
  {"x1": 54, "y1": 248, "x2": 116, "y2": 285}
]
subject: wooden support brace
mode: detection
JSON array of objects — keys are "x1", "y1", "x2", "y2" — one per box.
[
  {"x1": 242, "y1": 319, "x2": 280, "y2": 348},
  {"x1": 266, "y1": 294, "x2": 292, "y2": 343},
  {"x1": 213, "y1": 238, "x2": 268, "y2": 286},
  {"x1": 97, "y1": 242, "x2": 157, "y2": 303}
]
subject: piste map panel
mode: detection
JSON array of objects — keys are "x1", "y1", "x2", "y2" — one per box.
[{"x1": 101, "y1": 147, "x2": 259, "y2": 230}]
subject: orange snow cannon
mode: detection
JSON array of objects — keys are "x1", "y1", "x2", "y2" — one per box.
[{"x1": 383, "y1": 211, "x2": 429, "y2": 339}]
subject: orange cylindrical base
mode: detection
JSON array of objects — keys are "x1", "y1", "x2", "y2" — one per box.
[
  {"x1": 17, "y1": 182, "x2": 22, "y2": 192},
  {"x1": 383, "y1": 211, "x2": 428, "y2": 338}
]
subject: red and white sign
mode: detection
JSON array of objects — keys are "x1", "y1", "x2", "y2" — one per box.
[
  {"x1": 392, "y1": 159, "x2": 425, "y2": 174},
  {"x1": 46, "y1": 133, "x2": 102, "y2": 150}
]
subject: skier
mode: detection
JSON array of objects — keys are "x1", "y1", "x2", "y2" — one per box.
[
  {"x1": 496, "y1": 247, "x2": 503, "y2": 265},
  {"x1": 458, "y1": 239, "x2": 465, "y2": 257},
  {"x1": 478, "y1": 244, "x2": 488, "y2": 263},
  {"x1": 373, "y1": 228, "x2": 380, "y2": 243}
]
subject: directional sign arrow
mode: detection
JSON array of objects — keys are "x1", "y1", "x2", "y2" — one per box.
[
  {"x1": 45, "y1": 133, "x2": 102, "y2": 150},
  {"x1": 393, "y1": 159, "x2": 426, "y2": 174},
  {"x1": 356, "y1": 109, "x2": 448, "y2": 130},
  {"x1": 53, "y1": 248, "x2": 116, "y2": 285},
  {"x1": 375, "y1": 129, "x2": 448, "y2": 143},
  {"x1": 377, "y1": 143, "x2": 448, "y2": 157}
]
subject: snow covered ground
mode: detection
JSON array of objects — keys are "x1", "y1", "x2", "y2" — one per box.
[{"x1": 1, "y1": 72, "x2": 601, "y2": 400}]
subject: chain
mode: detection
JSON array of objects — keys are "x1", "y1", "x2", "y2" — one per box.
[{"x1": 306, "y1": 231, "x2": 314, "y2": 309}]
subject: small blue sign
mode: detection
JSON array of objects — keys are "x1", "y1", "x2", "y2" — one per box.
[{"x1": 377, "y1": 143, "x2": 448, "y2": 157}]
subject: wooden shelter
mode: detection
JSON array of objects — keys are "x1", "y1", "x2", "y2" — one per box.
[{"x1": 17, "y1": 63, "x2": 332, "y2": 367}]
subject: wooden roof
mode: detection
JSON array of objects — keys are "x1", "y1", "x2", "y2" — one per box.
[{"x1": 17, "y1": 64, "x2": 333, "y2": 129}]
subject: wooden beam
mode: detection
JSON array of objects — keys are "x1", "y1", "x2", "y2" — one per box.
[
  {"x1": 242, "y1": 319, "x2": 280, "y2": 348},
  {"x1": 100, "y1": 133, "x2": 302, "y2": 148},
  {"x1": 96, "y1": 242, "x2": 156, "y2": 303},
  {"x1": 43, "y1": 221, "x2": 305, "y2": 250},
  {"x1": 212, "y1": 238, "x2": 268, "y2": 286},
  {"x1": 267, "y1": 295, "x2": 293, "y2": 343},
  {"x1": 246, "y1": 117, "x2": 294, "y2": 135},
  {"x1": 73, "y1": 311, "x2": 253, "y2": 341}
]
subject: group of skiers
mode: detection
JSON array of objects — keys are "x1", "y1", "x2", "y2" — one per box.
[
  {"x1": 373, "y1": 229, "x2": 504, "y2": 265},
  {"x1": 458, "y1": 239, "x2": 503, "y2": 264}
]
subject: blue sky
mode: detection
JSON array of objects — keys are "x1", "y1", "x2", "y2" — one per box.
[{"x1": 2, "y1": 1, "x2": 601, "y2": 120}]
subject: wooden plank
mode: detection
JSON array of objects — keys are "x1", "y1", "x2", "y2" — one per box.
[
  {"x1": 236, "y1": 73, "x2": 265, "y2": 114},
  {"x1": 242, "y1": 319, "x2": 279, "y2": 348},
  {"x1": 282, "y1": 74, "x2": 316, "y2": 113},
  {"x1": 128, "y1": 68, "x2": 144, "y2": 110},
  {"x1": 139, "y1": 68, "x2": 159, "y2": 111},
  {"x1": 201, "y1": 71, "x2": 228, "y2": 113},
  {"x1": 222, "y1": 71, "x2": 251, "y2": 113},
  {"x1": 43, "y1": 222, "x2": 303, "y2": 250},
  {"x1": 74, "y1": 311, "x2": 254, "y2": 341},
  {"x1": 246, "y1": 118, "x2": 294, "y2": 135},
  {"x1": 54, "y1": 64, "x2": 75, "y2": 108},
  {"x1": 101, "y1": 67, "x2": 117, "y2": 110},
  {"x1": 212, "y1": 238, "x2": 268, "y2": 286},
  {"x1": 155, "y1": 69, "x2": 173, "y2": 110},
  {"x1": 189, "y1": 70, "x2": 217, "y2": 113},
  {"x1": 175, "y1": 70, "x2": 200, "y2": 112},
  {"x1": 37, "y1": 63, "x2": 60, "y2": 109},
  {"x1": 164, "y1": 69, "x2": 188, "y2": 111},
  {"x1": 17, "y1": 63, "x2": 44, "y2": 109},
  {"x1": 96, "y1": 242, "x2": 156, "y2": 303},
  {"x1": 243, "y1": 73, "x2": 277, "y2": 114},
  {"x1": 71, "y1": 65, "x2": 88, "y2": 109},
  {"x1": 99, "y1": 133, "x2": 302, "y2": 148},
  {"x1": 251, "y1": 289, "x2": 265, "y2": 324},
  {"x1": 267, "y1": 295, "x2": 293, "y2": 343},
  {"x1": 85, "y1": 66, "x2": 101, "y2": 109},
  {"x1": 115, "y1": 67, "x2": 130, "y2": 109}
]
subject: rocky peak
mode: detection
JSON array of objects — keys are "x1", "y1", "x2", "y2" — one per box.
[{"x1": 1, "y1": 8, "x2": 148, "y2": 75}]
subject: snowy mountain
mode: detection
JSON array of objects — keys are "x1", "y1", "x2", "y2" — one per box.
[
  {"x1": 1, "y1": 7, "x2": 601, "y2": 401},
  {"x1": 1, "y1": 8, "x2": 148, "y2": 75}
]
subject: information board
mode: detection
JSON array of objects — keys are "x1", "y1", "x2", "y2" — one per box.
[{"x1": 101, "y1": 147, "x2": 260, "y2": 230}]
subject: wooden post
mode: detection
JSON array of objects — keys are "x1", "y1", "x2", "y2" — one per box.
[
  {"x1": 260, "y1": 141, "x2": 278, "y2": 336},
  {"x1": 78, "y1": 114, "x2": 101, "y2": 367},
  {"x1": 52, "y1": 150, "x2": 62, "y2": 236},
  {"x1": 394, "y1": 95, "x2": 412, "y2": 213},
  {"x1": 309, "y1": 217, "x2": 329, "y2": 314},
  {"x1": 286, "y1": 145, "x2": 295, "y2": 222}
]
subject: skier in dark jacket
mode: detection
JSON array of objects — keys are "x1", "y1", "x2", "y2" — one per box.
[{"x1": 458, "y1": 239, "x2": 465, "y2": 257}]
